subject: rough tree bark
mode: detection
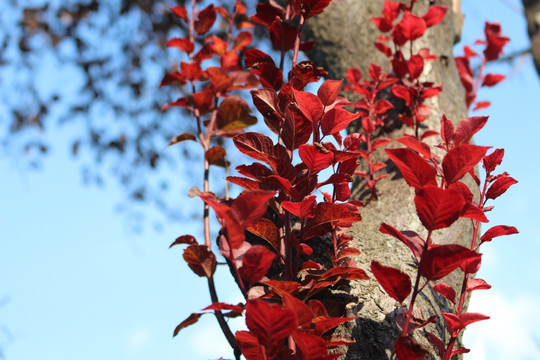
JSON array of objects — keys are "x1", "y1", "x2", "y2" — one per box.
[
  {"x1": 522, "y1": 0, "x2": 540, "y2": 75},
  {"x1": 304, "y1": 1, "x2": 471, "y2": 359}
]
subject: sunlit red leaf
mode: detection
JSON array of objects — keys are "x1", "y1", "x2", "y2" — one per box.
[
  {"x1": 386, "y1": 148, "x2": 437, "y2": 190},
  {"x1": 250, "y1": 88, "x2": 283, "y2": 134},
  {"x1": 292, "y1": 330, "x2": 328, "y2": 359},
  {"x1": 442, "y1": 144, "x2": 489, "y2": 184},
  {"x1": 453, "y1": 116, "x2": 488, "y2": 145},
  {"x1": 232, "y1": 190, "x2": 276, "y2": 227},
  {"x1": 480, "y1": 225, "x2": 518, "y2": 242},
  {"x1": 299, "y1": 144, "x2": 334, "y2": 172},
  {"x1": 380, "y1": 224, "x2": 425, "y2": 261},
  {"x1": 320, "y1": 107, "x2": 359, "y2": 136},
  {"x1": 318, "y1": 79, "x2": 343, "y2": 106},
  {"x1": 370, "y1": 260, "x2": 411, "y2": 303},
  {"x1": 166, "y1": 133, "x2": 196, "y2": 147},
  {"x1": 422, "y1": 5, "x2": 447, "y2": 27},
  {"x1": 235, "y1": 331, "x2": 265, "y2": 360},
  {"x1": 159, "y1": 73, "x2": 187, "y2": 88},
  {"x1": 419, "y1": 244, "x2": 479, "y2": 281},
  {"x1": 392, "y1": 11, "x2": 427, "y2": 46},
  {"x1": 485, "y1": 175, "x2": 517, "y2": 200},
  {"x1": 442, "y1": 312, "x2": 490, "y2": 337},
  {"x1": 298, "y1": 0, "x2": 333, "y2": 19},
  {"x1": 466, "y1": 278, "x2": 491, "y2": 293},
  {"x1": 202, "y1": 302, "x2": 243, "y2": 314},
  {"x1": 169, "y1": 234, "x2": 197, "y2": 248},
  {"x1": 280, "y1": 291, "x2": 314, "y2": 329},
  {"x1": 440, "y1": 114, "x2": 454, "y2": 146},
  {"x1": 173, "y1": 313, "x2": 204, "y2": 337},
  {"x1": 318, "y1": 266, "x2": 369, "y2": 282},
  {"x1": 170, "y1": 6, "x2": 188, "y2": 22},
  {"x1": 482, "y1": 148, "x2": 504, "y2": 174},
  {"x1": 247, "y1": 218, "x2": 280, "y2": 251},
  {"x1": 245, "y1": 299, "x2": 298, "y2": 348},
  {"x1": 482, "y1": 73, "x2": 506, "y2": 87},
  {"x1": 432, "y1": 282, "x2": 456, "y2": 304},
  {"x1": 240, "y1": 245, "x2": 276, "y2": 285},
  {"x1": 217, "y1": 95, "x2": 257, "y2": 130},
  {"x1": 194, "y1": 4, "x2": 216, "y2": 35},
  {"x1": 234, "y1": 31, "x2": 253, "y2": 51},
  {"x1": 166, "y1": 37, "x2": 194, "y2": 53},
  {"x1": 183, "y1": 244, "x2": 217, "y2": 278},
  {"x1": 234, "y1": 132, "x2": 276, "y2": 165},
  {"x1": 395, "y1": 336, "x2": 428, "y2": 360},
  {"x1": 282, "y1": 106, "x2": 312, "y2": 150},
  {"x1": 293, "y1": 89, "x2": 324, "y2": 124}
]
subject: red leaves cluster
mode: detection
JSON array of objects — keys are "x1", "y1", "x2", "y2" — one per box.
[
  {"x1": 163, "y1": 1, "x2": 517, "y2": 360},
  {"x1": 455, "y1": 22, "x2": 509, "y2": 110}
]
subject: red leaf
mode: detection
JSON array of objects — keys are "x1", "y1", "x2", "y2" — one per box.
[
  {"x1": 292, "y1": 330, "x2": 328, "y2": 360},
  {"x1": 173, "y1": 313, "x2": 204, "y2": 337},
  {"x1": 245, "y1": 299, "x2": 298, "y2": 348},
  {"x1": 280, "y1": 292, "x2": 314, "y2": 329},
  {"x1": 485, "y1": 176, "x2": 517, "y2": 200},
  {"x1": 480, "y1": 225, "x2": 518, "y2": 242},
  {"x1": 170, "y1": 6, "x2": 188, "y2": 22},
  {"x1": 166, "y1": 37, "x2": 194, "y2": 53},
  {"x1": 442, "y1": 312, "x2": 490, "y2": 337},
  {"x1": 392, "y1": 84, "x2": 411, "y2": 105},
  {"x1": 282, "y1": 195, "x2": 317, "y2": 220},
  {"x1": 235, "y1": 331, "x2": 265, "y2": 360},
  {"x1": 294, "y1": 89, "x2": 324, "y2": 124},
  {"x1": 432, "y1": 282, "x2": 456, "y2": 304},
  {"x1": 183, "y1": 244, "x2": 217, "y2": 278},
  {"x1": 321, "y1": 107, "x2": 359, "y2": 135},
  {"x1": 440, "y1": 114, "x2": 454, "y2": 146},
  {"x1": 169, "y1": 235, "x2": 197, "y2": 248},
  {"x1": 386, "y1": 148, "x2": 437, "y2": 190},
  {"x1": 318, "y1": 79, "x2": 343, "y2": 106},
  {"x1": 415, "y1": 186, "x2": 465, "y2": 231},
  {"x1": 194, "y1": 4, "x2": 216, "y2": 35},
  {"x1": 231, "y1": 190, "x2": 276, "y2": 227},
  {"x1": 318, "y1": 266, "x2": 369, "y2": 282},
  {"x1": 282, "y1": 106, "x2": 312, "y2": 150},
  {"x1": 422, "y1": 5, "x2": 448, "y2": 27},
  {"x1": 442, "y1": 144, "x2": 490, "y2": 184},
  {"x1": 234, "y1": 132, "x2": 276, "y2": 165},
  {"x1": 408, "y1": 54, "x2": 424, "y2": 79},
  {"x1": 466, "y1": 278, "x2": 491, "y2": 293},
  {"x1": 250, "y1": 89, "x2": 283, "y2": 134},
  {"x1": 472, "y1": 101, "x2": 490, "y2": 111},
  {"x1": 482, "y1": 148, "x2": 504, "y2": 174},
  {"x1": 419, "y1": 244, "x2": 479, "y2": 281},
  {"x1": 299, "y1": 144, "x2": 334, "y2": 172},
  {"x1": 299, "y1": 0, "x2": 333, "y2": 19},
  {"x1": 199, "y1": 192, "x2": 245, "y2": 249},
  {"x1": 482, "y1": 73, "x2": 506, "y2": 87},
  {"x1": 305, "y1": 203, "x2": 362, "y2": 238},
  {"x1": 202, "y1": 302, "x2": 243, "y2": 314},
  {"x1": 370, "y1": 260, "x2": 411, "y2": 303},
  {"x1": 159, "y1": 73, "x2": 187, "y2": 88},
  {"x1": 216, "y1": 95, "x2": 257, "y2": 130},
  {"x1": 240, "y1": 245, "x2": 276, "y2": 285},
  {"x1": 166, "y1": 132, "x2": 196, "y2": 147},
  {"x1": 453, "y1": 116, "x2": 488, "y2": 145},
  {"x1": 247, "y1": 219, "x2": 280, "y2": 251},
  {"x1": 395, "y1": 134, "x2": 432, "y2": 158},
  {"x1": 234, "y1": 31, "x2": 253, "y2": 51},
  {"x1": 312, "y1": 316, "x2": 356, "y2": 336},
  {"x1": 392, "y1": 11, "x2": 427, "y2": 46},
  {"x1": 380, "y1": 223, "x2": 425, "y2": 261},
  {"x1": 395, "y1": 336, "x2": 428, "y2": 360}
]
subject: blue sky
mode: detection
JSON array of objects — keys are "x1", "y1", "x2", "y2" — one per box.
[{"x1": 1, "y1": 0, "x2": 539, "y2": 359}]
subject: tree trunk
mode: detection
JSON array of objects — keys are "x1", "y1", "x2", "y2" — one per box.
[
  {"x1": 522, "y1": 0, "x2": 540, "y2": 75},
  {"x1": 305, "y1": 1, "x2": 470, "y2": 359}
]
